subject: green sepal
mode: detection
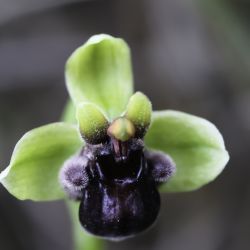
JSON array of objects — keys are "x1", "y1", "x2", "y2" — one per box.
[
  {"x1": 125, "y1": 92, "x2": 152, "y2": 137},
  {"x1": 0, "y1": 123, "x2": 83, "y2": 201},
  {"x1": 76, "y1": 102, "x2": 109, "y2": 144},
  {"x1": 66, "y1": 34, "x2": 134, "y2": 119},
  {"x1": 62, "y1": 100, "x2": 77, "y2": 124},
  {"x1": 145, "y1": 110, "x2": 229, "y2": 192}
]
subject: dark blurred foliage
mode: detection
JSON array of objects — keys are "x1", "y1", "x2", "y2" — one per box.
[{"x1": 0, "y1": 0, "x2": 250, "y2": 249}]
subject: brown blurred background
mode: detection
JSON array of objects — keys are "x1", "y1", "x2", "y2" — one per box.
[{"x1": 0, "y1": 0, "x2": 250, "y2": 249}]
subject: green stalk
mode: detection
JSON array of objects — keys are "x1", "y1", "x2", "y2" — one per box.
[{"x1": 62, "y1": 101, "x2": 105, "y2": 250}]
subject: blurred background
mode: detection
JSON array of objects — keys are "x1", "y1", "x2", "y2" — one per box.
[{"x1": 0, "y1": 0, "x2": 250, "y2": 249}]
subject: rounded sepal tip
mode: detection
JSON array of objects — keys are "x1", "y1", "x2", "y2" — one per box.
[{"x1": 125, "y1": 92, "x2": 152, "y2": 138}]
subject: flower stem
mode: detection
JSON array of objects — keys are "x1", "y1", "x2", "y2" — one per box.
[{"x1": 62, "y1": 101, "x2": 105, "y2": 249}]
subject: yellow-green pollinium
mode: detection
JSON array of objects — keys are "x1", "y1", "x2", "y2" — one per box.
[{"x1": 107, "y1": 117, "x2": 135, "y2": 142}]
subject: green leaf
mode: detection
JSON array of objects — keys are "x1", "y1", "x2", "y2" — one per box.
[
  {"x1": 66, "y1": 34, "x2": 134, "y2": 120},
  {"x1": 0, "y1": 123, "x2": 83, "y2": 201},
  {"x1": 145, "y1": 110, "x2": 229, "y2": 192}
]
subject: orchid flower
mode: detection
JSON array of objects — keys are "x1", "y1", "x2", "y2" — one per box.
[{"x1": 0, "y1": 34, "x2": 229, "y2": 250}]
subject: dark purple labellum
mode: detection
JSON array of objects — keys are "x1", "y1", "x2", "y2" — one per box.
[
  {"x1": 60, "y1": 139, "x2": 175, "y2": 241},
  {"x1": 79, "y1": 148, "x2": 160, "y2": 240}
]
